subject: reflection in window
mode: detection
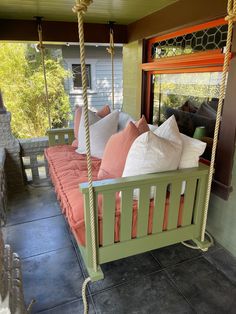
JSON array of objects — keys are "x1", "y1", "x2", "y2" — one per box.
[{"x1": 152, "y1": 72, "x2": 222, "y2": 124}]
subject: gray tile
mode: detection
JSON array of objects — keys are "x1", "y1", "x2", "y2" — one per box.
[
  {"x1": 204, "y1": 248, "x2": 236, "y2": 285},
  {"x1": 6, "y1": 187, "x2": 61, "y2": 225},
  {"x1": 78, "y1": 251, "x2": 161, "y2": 294},
  {"x1": 166, "y1": 257, "x2": 236, "y2": 313},
  {"x1": 22, "y1": 247, "x2": 85, "y2": 313},
  {"x1": 3, "y1": 215, "x2": 72, "y2": 258},
  {"x1": 92, "y1": 271, "x2": 194, "y2": 314},
  {"x1": 151, "y1": 243, "x2": 202, "y2": 268},
  {"x1": 38, "y1": 298, "x2": 95, "y2": 314}
]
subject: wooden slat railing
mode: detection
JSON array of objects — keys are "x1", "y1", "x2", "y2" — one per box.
[
  {"x1": 80, "y1": 164, "x2": 209, "y2": 273},
  {"x1": 47, "y1": 128, "x2": 74, "y2": 146}
]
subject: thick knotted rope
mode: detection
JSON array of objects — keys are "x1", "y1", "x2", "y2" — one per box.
[
  {"x1": 200, "y1": 0, "x2": 236, "y2": 242},
  {"x1": 37, "y1": 22, "x2": 51, "y2": 129},
  {"x1": 72, "y1": 0, "x2": 93, "y2": 14},
  {"x1": 73, "y1": 0, "x2": 96, "y2": 313},
  {"x1": 106, "y1": 27, "x2": 115, "y2": 110}
]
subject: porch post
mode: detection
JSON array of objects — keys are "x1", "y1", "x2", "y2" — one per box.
[{"x1": 0, "y1": 91, "x2": 25, "y2": 193}]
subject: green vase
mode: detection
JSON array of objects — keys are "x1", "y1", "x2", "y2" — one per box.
[{"x1": 193, "y1": 126, "x2": 206, "y2": 140}]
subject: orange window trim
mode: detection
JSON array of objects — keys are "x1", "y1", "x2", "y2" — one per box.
[
  {"x1": 147, "y1": 18, "x2": 227, "y2": 63},
  {"x1": 142, "y1": 50, "x2": 226, "y2": 72},
  {"x1": 148, "y1": 66, "x2": 223, "y2": 75}
]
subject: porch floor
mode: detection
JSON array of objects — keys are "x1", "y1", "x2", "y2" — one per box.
[{"x1": 2, "y1": 185, "x2": 236, "y2": 314}]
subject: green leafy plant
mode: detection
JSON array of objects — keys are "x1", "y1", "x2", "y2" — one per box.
[{"x1": 0, "y1": 43, "x2": 71, "y2": 138}]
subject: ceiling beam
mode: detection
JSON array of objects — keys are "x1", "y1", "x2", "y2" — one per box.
[
  {"x1": 0, "y1": 19, "x2": 128, "y2": 44},
  {"x1": 128, "y1": 0, "x2": 228, "y2": 42}
]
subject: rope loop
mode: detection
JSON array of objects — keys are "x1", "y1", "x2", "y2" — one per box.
[
  {"x1": 72, "y1": 0, "x2": 93, "y2": 14},
  {"x1": 225, "y1": 10, "x2": 236, "y2": 22}
]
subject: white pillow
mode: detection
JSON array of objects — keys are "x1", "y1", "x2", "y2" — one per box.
[
  {"x1": 179, "y1": 133, "x2": 206, "y2": 194},
  {"x1": 77, "y1": 110, "x2": 119, "y2": 158},
  {"x1": 122, "y1": 131, "x2": 182, "y2": 199},
  {"x1": 148, "y1": 124, "x2": 158, "y2": 132},
  {"x1": 179, "y1": 133, "x2": 206, "y2": 169},
  {"x1": 154, "y1": 115, "x2": 182, "y2": 152}
]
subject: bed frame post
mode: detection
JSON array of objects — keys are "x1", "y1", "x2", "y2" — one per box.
[
  {"x1": 83, "y1": 192, "x2": 104, "y2": 282},
  {"x1": 192, "y1": 172, "x2": 212, "y2": 251}
]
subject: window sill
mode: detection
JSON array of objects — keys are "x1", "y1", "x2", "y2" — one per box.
[{"x1": 69, "y1": 90, "x2": 97, "y2": 95}]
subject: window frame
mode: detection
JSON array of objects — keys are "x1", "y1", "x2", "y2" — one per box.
[
  {"x1": 65, "y1": 58, "x2": 97, "y2": 95},
  {"x1": 72, "y1": 64, "x2": 91, "y2": 90},
  {"x1": 141, "y1": 19, "x2": 236, "y2": 200}
]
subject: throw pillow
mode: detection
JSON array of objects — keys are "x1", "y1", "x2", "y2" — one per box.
[
  {"x1": 154, "y1": 115, "x2": 183, "y2": 154},
  {"x1": 73, "y1": 106, "x2": 82, "y2": 139},
  {"x1": 135, "y1": 115, "x2": 149, "y2": 133},
  {"x1": 148, "y1": 124, "x2": 158, "y2": 132},
  {"x1": 97, "y1": 105, "x2": 111, "y2": 118},
  {"x1": 77, "y1": 110, "x2": 119, "y2": 158},
  {"x1": 98, "y1": 122, "x2": 140, "y2": 179},
  {"x1": 122, "y1": 131, "x2": 182, "y2": 199},
  {"x1": 73, "y1": 105, "x2": 111, "y2": 147},
  {"x1": 179, "y1": 133, "x2": 206, "y2": 169},
  {"x1": 179, "y1": 133, "x2": 206, "y2": 194},
  {"x1": 197, "y1": 103, "x2": 216, "y2": 119}
]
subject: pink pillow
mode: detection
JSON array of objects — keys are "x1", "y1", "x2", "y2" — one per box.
[
  {"x1": 135, "y1": 115, "x2": 149, "y2": 133},
  {"x1": 97, "y1": 105, "x2": 111, "y2": 118},
  {"x1": 73, "y1": 107, "x2": 82, "y2": 139},
  {"x1": 98, "y1": 122, "x2": 140, "y2": 179},
  {"x1": 72, "y1": 139, "x2": 78, "y2": 148}
]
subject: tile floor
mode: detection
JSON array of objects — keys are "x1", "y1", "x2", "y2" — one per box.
[{"x1": 2, "y1": 185, "x2": 236, "y2": 314}]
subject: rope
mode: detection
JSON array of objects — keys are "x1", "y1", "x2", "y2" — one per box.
[
  {"x1": 73, "y1": 1, "x2": 97, "y2": 313},
  {"x1": 182, "y1": 231, "x2": 214, "y2": 251},
  {"x1": 200, "y1": 0, "x2": 236, "y2": 242},
  {"x1": 82, "y1": 277, "x2": 91, "y2": 314},
  {"x1": 107, "y1": 27, "x2": 115, "y2": 110},
  {"x1": 37, "y1": 22, "x2": 52, "y2": 129}
]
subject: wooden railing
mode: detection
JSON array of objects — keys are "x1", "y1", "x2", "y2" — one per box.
[
  {"x1": 47, "y1": 128, "x2": 74, "y2": 146},
  {"x1": 79, "y1": 164, "x2": 209, "y2": 280}
]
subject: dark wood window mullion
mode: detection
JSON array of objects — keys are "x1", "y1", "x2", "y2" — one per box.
[{"x1": 213, "y1": 24, "x2": 236, "y2": 199}]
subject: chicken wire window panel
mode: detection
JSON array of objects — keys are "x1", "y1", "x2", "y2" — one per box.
[
  {"x1": 72, "y1": 64, "x2": 91, "y2": 89},
  {"x1": 151, "y1": 24, "x2": 228, "y2": 59}
]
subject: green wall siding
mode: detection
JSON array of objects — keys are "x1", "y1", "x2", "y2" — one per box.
[
  {"x1": 207, "y1": 150, "x2": 236, "y2": 256},
  {"x1": 123, "y1": 40, "x2": 143, "y2": 119}
]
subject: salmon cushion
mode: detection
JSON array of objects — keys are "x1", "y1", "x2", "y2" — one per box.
[
  {"x1": 98, "y1": 122, "x2": 140, "y2": 179},
  {"x1": 97, "y1": 105, "x2": 111, "y2": 118},
  {"x1": 135, "y1": 115, "x2": 149, "y2": 133}
]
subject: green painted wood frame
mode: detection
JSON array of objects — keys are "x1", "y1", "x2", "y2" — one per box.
[
  {"x1": 48, "y1": 128, "x2": 74, "y2": 146},
  {"x1": 78, "y1": 164, "x2": 209, "y2": 281}
]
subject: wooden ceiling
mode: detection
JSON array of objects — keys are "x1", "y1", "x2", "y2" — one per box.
[{"x1": 0, "y1": 0, "x2": 178, "y2": 24}]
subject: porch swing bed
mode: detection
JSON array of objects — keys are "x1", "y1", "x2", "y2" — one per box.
[{"x1": 45, "y1": 134, "x2": 209, "y2": 281}]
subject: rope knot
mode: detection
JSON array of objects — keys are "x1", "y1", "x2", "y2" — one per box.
[
  {"x1": 72, "y1": 0, "x2": 93, "y2": 14},
  {"x1": 37, "y1": 43, "x2": 45, "y2": 51},
  {"x1": 225, "y1": 8, "x2": 236, "y2": 22},
  {"x1": 106, "y1": 47, "x2": 114, "y2": 55}
]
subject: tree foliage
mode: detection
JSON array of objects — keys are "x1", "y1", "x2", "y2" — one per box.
[{"x1": 0, "y1": 43, "x2": 71, "y2": 138}]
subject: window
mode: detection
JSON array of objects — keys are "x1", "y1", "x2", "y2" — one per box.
[
  {"x1": 141, "y1": 18, "x2": 236, "y2": 200},
  {"x1": 152, "y1": 72, "x2": 221, "y2": 124},
  {"x1": 72, "y1": 64, "x2": 91, "y2": 89}
]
